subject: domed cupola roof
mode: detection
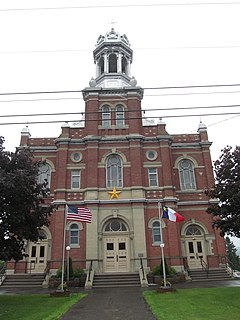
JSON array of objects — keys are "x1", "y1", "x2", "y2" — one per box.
[
  {"x1": 96, "y1": 28, "x2": 131, "y2": 47},
  {"x1": 91, "y1": 28, "x2": 136, "y2": 88}
]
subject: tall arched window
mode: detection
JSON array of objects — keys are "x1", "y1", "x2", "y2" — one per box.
[
  {"x1": 109, "y1": 54, "x2": 117, "y2": 73},
  {"x1": 122, "y1": 57, "x2": 127, "y2": 74},
  {"x1": 69, "y1": 223, "x2": 80, "y2": 246},
  {"x1": 152, "y1": 221, "x2": 161, "y2": 243},
  {"x1": 179, "y1": 159, "x2": 196, "y2": 190},
  {"x1": 102, "y1": 105, "x2": 111, "y2": 128},
  {"x1": 106, "y1": 154, "x2": 123, "y2": 188},
  {"x1": 116, "y1": 105, "x2": 125, "y2": 128},
  {"x1": 99, "y1": 57, "x2": 104, "y2": 74},
  {"x1": 37, "y1": 163, "x2": 51, "y2": 187}
]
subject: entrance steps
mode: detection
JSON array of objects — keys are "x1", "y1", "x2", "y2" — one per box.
[
  {"x1": 189, "y1": 268, "x2": 233, "y2": 282},
  {"x1": 1, "y1": 273, "x2": 45, "y2": 288},
  {"x1": 92, "y1": 272, "x2": 141, "y2": 288}
]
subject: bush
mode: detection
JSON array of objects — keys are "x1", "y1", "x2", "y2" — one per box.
[
  {"x1": 55, "y1": 266, "x2": 84, "y2": 279},
  {"x1": 152, "y1": 260, "x2": 177, "y2": 276},
  {"x1": 73, "y1": 268, "x2": 84, "y2": 278}
]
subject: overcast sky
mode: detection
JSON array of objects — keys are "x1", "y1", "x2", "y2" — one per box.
[{"x1": 0, "y1": 1, "x2": 239, "y2": 244}]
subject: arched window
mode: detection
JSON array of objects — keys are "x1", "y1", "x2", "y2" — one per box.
[
  {"x1": 99, "y1": 57, "x2": 104, "y2": 74},
  {"x1": 185, "y1": 225, "x2": 202, "y2": 236},
  {"x1": 106, "y1": 154, "x2": 123, "y2": 188},
  {"x1": 122, "y1": 57, "x2": 127, "y2": 74},
  {"x1": 109, "y1": 54, "x2": 117, "y2": 73},
  {"x1": 37, "y1": 163, "x2": 51, "y2": 187},
  {"x1": 179, "y1": 159, "x2": 196, "y2": 190},
  {"x1": 102, "y1": 105, "x2": 111, "y2": 128},
  {"x1": 69, "y1": 223, "x2": 80, "y2": 246},
  {"x1": 116, "y1": 105, "x2": 125, "y2": 128},
  {"x1": 152, "y1": 221, "x2": 161, "y2": 243},
  {"x1": 104, "y1": 219, "x2": 127, "y2": 232}
]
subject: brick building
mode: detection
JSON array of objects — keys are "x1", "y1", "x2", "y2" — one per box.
[{"x1": 10, "y1": 29, "x2": 226, "y2": 276}]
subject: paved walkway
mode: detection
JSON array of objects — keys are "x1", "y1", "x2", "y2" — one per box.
[
  {"x1": 1, "y1": 279, "x2": 240, "y2": 320},
  {"x1": 60, "y1": 287, "x2": 156, "y2": 320}
]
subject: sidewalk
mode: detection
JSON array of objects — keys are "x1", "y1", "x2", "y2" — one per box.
[
  {"x1": 60, "y1": 287, "x2": 156, "y2": 320},
  {"x1": 1, "y1": 279, "x2": 240, "y2": 320}
]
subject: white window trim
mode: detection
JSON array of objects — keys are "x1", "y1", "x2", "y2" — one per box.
[
  {"x1": 71, "y1": 170, "x2": 81, "y2": 189},
  {"x1": 148, "y1": 168, "x2": 159, "y2": 187}
]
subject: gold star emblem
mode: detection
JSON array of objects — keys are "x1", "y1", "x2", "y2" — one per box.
[{"x1": 108, "y1": 187, "x2": 121, "y2": 200}]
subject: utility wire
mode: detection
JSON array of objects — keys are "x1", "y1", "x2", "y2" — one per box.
[
  {"x1": 0, "y1": 104, "x2": 240, "y2": 119},
  {"x1": 2, "y1": 83, "x2": 240, "y2": 96},
  {"x1": 1, "y1": 2, "x2": 240, "y2": 12},
  {"x1": 1, "y1": 111, "x2": 240, "y2": 126},
  {"x1": 1, "y1": 90, "x2": 240, "y2": 103}
]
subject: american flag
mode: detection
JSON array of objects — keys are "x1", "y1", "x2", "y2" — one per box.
[{"x1": 67, "y1": 205, "x2": 92, "y2": 223}]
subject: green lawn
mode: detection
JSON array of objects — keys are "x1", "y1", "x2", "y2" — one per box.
[
  {"x1": 0, "y1": 293, "x2": 86, "y2": 320},
  {"x1": 144, "y1": 287, "x2": 240, "y2": 320}
]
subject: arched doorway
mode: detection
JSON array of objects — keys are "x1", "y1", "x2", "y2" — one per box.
[
  {"x1": 103, "y1": 218, "x2": 130, "y2": 273},
  {"x1": 27, "y1": 229, "x2": 49, "y2": 273},
  {"x1": 185, "y1": 225, "x2": 207, "y2": 269}
]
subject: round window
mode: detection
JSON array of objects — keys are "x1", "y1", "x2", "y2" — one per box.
[
  {"x1": 71, "y1": 152, "x2": 82, "y2": 163},
  {"x1": 146, "y1": 150, "x2": 157, "y2": 161}
]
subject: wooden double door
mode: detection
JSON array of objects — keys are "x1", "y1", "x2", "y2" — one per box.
[
  {"x1": 28, "y1": 241, "x2": 48, "y2": 273},
  {"x1": 103, "y1": 236, "x2": 130, "y2": 272},
  {"x1": 186, "y1": 239, "x2": 207, "y2": 269}
]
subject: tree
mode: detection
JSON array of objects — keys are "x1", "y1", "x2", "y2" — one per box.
[
  {"x1": 0, "y1": 137, "x2": 54, "y2": 261},
  {"x1": 206, "y1": 145, "x2": 240, "y2": 237},
  {"x1": 225, "y1": 237, "x2": 240, "y2": 271}
]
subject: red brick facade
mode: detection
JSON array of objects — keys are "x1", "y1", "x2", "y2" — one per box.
[{"x1": 9, "y1": 29, "x2": 226, "y2": 276}]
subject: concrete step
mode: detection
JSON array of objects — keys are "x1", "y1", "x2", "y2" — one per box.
[
  {"x1": 1, "y1": 274, "x2": 45, "y2": 288},
  {"x1": 93, "y1": 272, "x2": 141, "y2": 288},
  {"x1": 189, "y1": 268, "x2": 233, "y2": 282}
]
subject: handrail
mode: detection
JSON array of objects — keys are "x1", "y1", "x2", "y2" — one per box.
[
  {"x1": 140, "y1": 257, "x2": 145, "y2": 281},
  {"x1": 0, "y1": 262, "x2": 7, "y2": 285},
  {"x1": 199, "y1": 257, "x2": 209, "y2": 275},
  {"x1": 44, "y1": 261, "x2": 50, "y2": 277},
  {"x1": 183, "y1": 257, "x2": 190, "y2": 273},
  {"x1": 87, "y1": 260, "x2": 93, "y2": 282}
]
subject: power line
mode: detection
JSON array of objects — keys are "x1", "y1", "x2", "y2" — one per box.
[
  {"x1": 1, "y1": 44, "x2": 240, "y2": 55},
  {"x1": 1, "y1": 2, "x2": 240, "y2": 12},
  {"x1": 2, "y1": 83, "x2": 240, "y2": 97},
  {"x1": 1, "y1": 90, "x2": 240, "y2": 104},
  {"x1": 1, "y1": 111, "x2": 240, "y2": 126},
  {"x1": 0, "y1": 103, "x2": 240, "y2": 119}
]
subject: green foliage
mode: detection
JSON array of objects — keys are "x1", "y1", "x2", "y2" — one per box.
[
  {"x1": 73, "y1": 267, "x2": 84, "y2": 278},
  {"x1": 0, "y1": 293, "x2": 86, "y2": 320},
  {"x1": 144, "y1": 287, "x2": 240, "y2": 320},
  {"x1": 56, "y1": 265, "x2": 84, "y2": 279},
  {"x1": 0, "y1": 137, "x2": 55, "y2": 261},
  {"x1": 225, "y1": 236, "x2": 240, "y2": 271},
  {"x1": 152, "y1": 259, "x2": 174, "y2": 276},
  {"x1": 205, "y1": 145, "x2": 240, "y2": 237}
]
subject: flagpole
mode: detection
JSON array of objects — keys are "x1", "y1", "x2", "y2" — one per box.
[
  {"x1": 60, "y1": 204, "x2": 67, "y2": 291},
  {"x1": 158, "y1": 201, "x2": 167, "y2": 288}
]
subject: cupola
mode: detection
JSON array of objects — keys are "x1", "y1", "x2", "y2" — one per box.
[{"x1": 91, "y1": 28, "x2": 136, "y2": 88}]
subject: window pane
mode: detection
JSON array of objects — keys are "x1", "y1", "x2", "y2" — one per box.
[
  {"x1": 188, "y1": 242, "x2": 194, "y2": 254},
  {"x1": 40, "y1": 246, "x2": 45, "y2": 258},
  {"x1": 70, "y1": 224, "x2": 79, "y2": 245},
  {"x1": 179, "y1": 160, "x2": 196, "y2": 190},
  {"x1": 107, "y1": 243, "x2": 114, "y2": 250},
  {"x1": 106, "y1": 155, "x2": 123, "y2": 188},
  {"x1": 148, "y1": 168, "x2": 158, "y2": 187},
  {"x1": 71, "y1": 170, "x2": 80, "y2": 189},
  {"x1": 38, "y1": 164, "x2": 51, "y2": 187},
  {"x1": 102, "y1": 106, "x2": 111, "y2": 128},
  {"x1": 116, "y1": 105, "x2": 124, "y2": 128}
]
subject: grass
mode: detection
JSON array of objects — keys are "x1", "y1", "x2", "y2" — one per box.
[
  {"x1": 144, "y1": 287, "x2": 240, "y2": 320},
  {"x1": 0, "y1": 293, "x2": 86, "y2": 320}
]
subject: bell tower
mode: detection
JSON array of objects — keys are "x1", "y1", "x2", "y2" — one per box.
[
  {"x1": 83, "y1": 29, "x2": 143, "y2": 136},
  {"x1": 93, "y1": 28, "x2": 134, "y2": 88}
]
